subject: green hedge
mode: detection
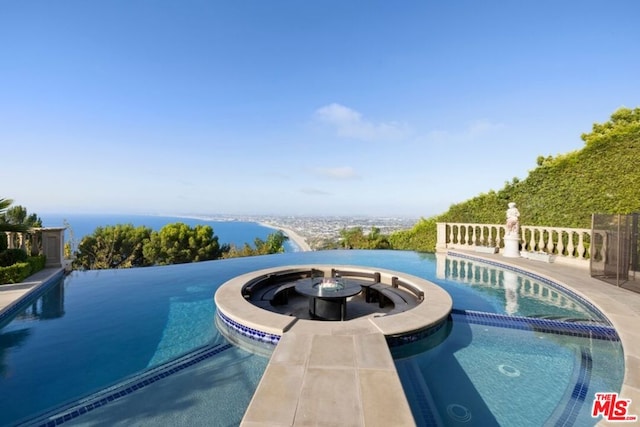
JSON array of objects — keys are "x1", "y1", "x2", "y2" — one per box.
[
  {"x1": 28, "y1": 255, "x2": 46, "y2": 273},
  {"x1": 0, "y1": 248, "x2": 29, "y2": 266},
  {"x1": 0, "y1": 255, "x2": 46, "y2": 285}
]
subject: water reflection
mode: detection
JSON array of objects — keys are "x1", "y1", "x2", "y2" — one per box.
[
  {"x1": 0, "y1": 328, "x2": 30, "y2": 377},
  {"x1": 504, "y1": 270, "x2": 519, "y2": 315},
  {"x1": 15, "y1": 280, "x2": 65, "y2": 321},
  {"x1": 0, "y1": 280, "x2": 65, "y2": 377},
  {"x1": 436, "y1": 255, "x2": 602, "y2": 320}
]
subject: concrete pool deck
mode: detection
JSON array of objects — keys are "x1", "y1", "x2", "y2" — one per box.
[
  {"x1": 0, "y1": 267, "x2": 64, "y2": 314},
  {"x1": 2, "y1": 256, "x2": 640, "y2": 426}
]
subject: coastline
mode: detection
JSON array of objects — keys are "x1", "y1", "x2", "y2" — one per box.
[{"x1": 258, "y1": 222, "x2": 312, "y2": 252}]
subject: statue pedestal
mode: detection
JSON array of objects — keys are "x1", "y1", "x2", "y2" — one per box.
[{"x1": 503, "y1": 235, "x2": 521, "y2": 258}]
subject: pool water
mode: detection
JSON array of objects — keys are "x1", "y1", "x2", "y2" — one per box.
[
  {"x1": 0, "y1": 250, "x2": 624, "y2": 426},
  {"x1": 398, "y1": 315, "x2": 623, "y2": 426}
]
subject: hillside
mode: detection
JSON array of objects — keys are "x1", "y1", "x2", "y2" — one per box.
[{"x1": 390, "y1": 107, "x2": 640, "y2": 251}]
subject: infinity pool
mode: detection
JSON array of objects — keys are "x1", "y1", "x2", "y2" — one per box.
[{"x1": 0, "y1": 251, "x2": 624, "y2": 426}]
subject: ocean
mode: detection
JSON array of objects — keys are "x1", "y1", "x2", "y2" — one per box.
[{"x1": 39, "y1": 214, "x2": 301, "y2": 252}]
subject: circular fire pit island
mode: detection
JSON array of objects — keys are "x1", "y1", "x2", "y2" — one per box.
[
  {"x1": 214, "y1": 264, "x2": 453, "y2": 356},
  {"x1": 214, "y1": 265, "x2": 452, "y2": 426}
]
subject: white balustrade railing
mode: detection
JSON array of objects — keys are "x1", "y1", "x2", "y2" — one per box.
[{"x1": 436, "y1": 222, "x2": 598, "y2": 267}]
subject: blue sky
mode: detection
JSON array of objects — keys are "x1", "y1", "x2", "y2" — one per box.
[{"x1": 2, "y1": 1, "x2": 639, "y2": 218}]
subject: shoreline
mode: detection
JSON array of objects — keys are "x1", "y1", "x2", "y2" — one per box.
[{"x1": 257, "y1": 222, "x2": 312, "y2": 252}]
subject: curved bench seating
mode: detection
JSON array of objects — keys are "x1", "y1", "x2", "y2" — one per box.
[
  {"x1": 244, "y1": 267, "x2": 428, "y2": 314},
  {"x1": 243, "y1": 268, "x2": 324, "y2": 306}
]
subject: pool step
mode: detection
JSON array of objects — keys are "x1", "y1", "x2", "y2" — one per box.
[{"x1": 452, "y1": 309, "x2": 619, "y2": 341}]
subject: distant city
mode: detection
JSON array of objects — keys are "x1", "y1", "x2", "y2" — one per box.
[{"x1": 190, "y1": 214, "x2": 420, "y2": 249}]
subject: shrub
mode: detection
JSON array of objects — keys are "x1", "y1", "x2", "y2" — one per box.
[
  {"x1": 0, "y1": 249, "x2": 28, "y2": 267},
  {"x1": 28, "y1": 255, "x2": 46, "y2": 273},
  {"x1": 0, "y1": 254, "x2": 46, "y2": 284},
  {"x1": 0, "y1": 262, "x2": 31, "y2": 284}
]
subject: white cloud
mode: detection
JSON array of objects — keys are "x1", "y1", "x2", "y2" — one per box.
[
  {"x1": 314, "y1": 103, "x2": 409, "y2": 142},
  {"x1": 312, "y1": 166, "x2": 360, "y2": 180}
]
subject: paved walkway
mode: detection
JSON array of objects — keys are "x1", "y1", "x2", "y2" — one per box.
[{"x1": 0, "y1": 268, "x2": 64, "y2": 314}]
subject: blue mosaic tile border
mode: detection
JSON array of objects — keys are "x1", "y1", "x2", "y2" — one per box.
[
  {"x1": 19, "y1": 343, "x2": 233, "y2": 427},
  {"x1": 398, "y1": 362, "x2": 441, "y2": 426},
  {"x1": 447, "y1": 252, "x2": 612, "y2": 325},
  {"x1": 0, "y1": 269, "x2": 65, "y2": 328},
  {"x1": 216, "y1": 310, "x2": 281, "y2": 346},
  {"x1": 452, "y1": 309, "x2": 619, "y2": 341},
  {"x1": 553, "y1": 347, "x2": 593, "y2": 427}
]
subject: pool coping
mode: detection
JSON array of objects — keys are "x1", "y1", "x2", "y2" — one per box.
[
  {"x1": 445, "y1": 250, "x2": 640, "y2": 427},
  {"x1": 0, "y1": 268, "x2": 65, "y2": 325}
]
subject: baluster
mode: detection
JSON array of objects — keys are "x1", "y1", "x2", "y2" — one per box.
[
  {"x1": 469, "y1": 226, "x2": 476, "y2": 247},
  {"x1": 567, "y1": 231, "x2": 575, "y2": 258},
  {"x1": 538, "y1": 228, "x2": 545, "y2": 252},
  {"x1": 448, "y1": 225, "x2": 455, "y2": 245},
  {"x1": 557, "y1": 230, "x2": 565, "y2": 256},
  {"x1": 546, "y1": 230, "x2": 555, "y2": 253},
  {"x1": 456, "y1": 226, "x2": 462, "y2": 246},
  {"x1": 577, "y1": 232, "x2": 586, "y2": 260},
  {"x1": 528, "y1": 228, "x2": 536, "y2": 252},
  {"x1": 479, "y1": 227, "x2": 485, "y2": 246}
]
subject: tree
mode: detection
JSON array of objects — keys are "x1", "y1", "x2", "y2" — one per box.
[
  {"x1": 1, "y1": 205, "x2": 42, "y2": 228},
  {"x1": 74, "y1": 224, "x2": 153, "y2": 270},
  {"x1": 0, "y1": 199, "x2": 41, "y2": 253},
  {"x1": 260, "y1": 230, "x2": 289, "y2": 254},
  {"x1": 389, "y1": 218, "x2": 437, "y2": 252},
  {"x1": 143, "y1": 223, "x2": 222, "y2": 265},
  {"x1": 339, "y1": 227, "x2": 391, "y2": 249},
  {"x1": 581, "y1": 107, "x2": 640, "y2": 146},
  {"x1": 0, "y1": 199, "x2": 29, "y2": 233},
  {"x1": 339, "y1": 227, "x2": 367, "y2": 249},
  {"x1": 222, "y1": 231, "x2": 289, "y2": 258},
  {"x1": 367, "y1": 227, "x2": 391, "y2": 249}
]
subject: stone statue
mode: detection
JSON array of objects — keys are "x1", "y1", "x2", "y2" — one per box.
[{"x1": 506, "y1": 202, "x2": 520, "y2": 236}]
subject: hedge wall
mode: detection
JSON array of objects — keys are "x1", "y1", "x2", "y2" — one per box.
[{"x1": 0, "y1": 255, "x2": 46, "y2": 285}]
